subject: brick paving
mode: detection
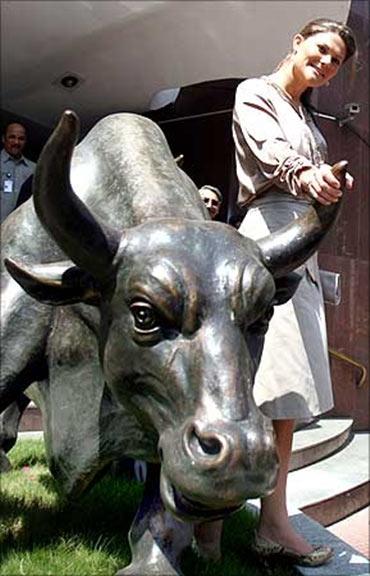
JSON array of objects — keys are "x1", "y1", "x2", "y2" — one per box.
[{"x1": 328, "y1": 506, "x2": 369, "y2": 559}]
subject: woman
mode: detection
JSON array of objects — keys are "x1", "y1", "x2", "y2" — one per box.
[{"x1": 231, "y1": 18, "x2": 357, "y2": 566}]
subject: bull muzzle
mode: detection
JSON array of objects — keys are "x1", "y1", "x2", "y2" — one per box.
[{"x1": 158, "y1": 415, "x2": 278, "y2": 522}]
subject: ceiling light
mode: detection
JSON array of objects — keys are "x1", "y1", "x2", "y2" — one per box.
[{"x1": 53, "y1": 72, "x2": 85, "y2": 91}]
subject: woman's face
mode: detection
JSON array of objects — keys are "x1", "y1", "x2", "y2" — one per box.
[{"x1": 292, "y1": 31, "x2": 347, "y2": 88}]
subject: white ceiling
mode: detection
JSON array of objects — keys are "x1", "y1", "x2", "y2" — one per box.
[{"x1": 1, "y1": 0, "x2": 350, "y2": 128}]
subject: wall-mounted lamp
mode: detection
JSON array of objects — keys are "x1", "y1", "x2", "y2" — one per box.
[{"x1": 338, "y1": 102, "x2": 361, "y2": 127}]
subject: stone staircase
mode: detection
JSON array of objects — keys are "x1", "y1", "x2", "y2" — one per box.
[
  {"x1": 289, "y1": 418, "x2": 369, "y2": 526},
  {"x1": 289, "y1": 418, "x2": 353, "y2": 472},
  {"x1": 249, "y1": 417, "x2": 369, "y2": 575}
]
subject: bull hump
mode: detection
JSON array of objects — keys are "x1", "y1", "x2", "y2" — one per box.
[{"x1": 69, "y1": 115, "x2": 203, "y2": 224}]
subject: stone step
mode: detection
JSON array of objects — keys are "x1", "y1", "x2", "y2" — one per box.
[
  {"x1": 301, "y1": 480, "x2": 369, "y2": 527},
  {"x1": 288, "y1": 432, "x2": 370, "y2": 525},
  {"x1": 290, "y1": 417, "x2": 353, "y2": 472}
]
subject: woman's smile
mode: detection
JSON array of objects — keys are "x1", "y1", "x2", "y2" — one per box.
[{"x1": 308, "y1": 62, "x2": 326, "y2": 79}]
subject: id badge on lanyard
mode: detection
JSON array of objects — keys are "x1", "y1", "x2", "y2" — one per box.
[{"x1": 3, "y1": 172, "x2": 13, "y2": 194}]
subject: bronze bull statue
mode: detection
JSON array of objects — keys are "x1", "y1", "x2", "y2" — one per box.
[{"x1": 0, "y1": 110, "x2": 346, "y2": 575}]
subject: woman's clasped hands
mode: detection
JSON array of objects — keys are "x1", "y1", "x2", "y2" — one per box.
[{"x1": 299, "y1": 163, "x2": 354, "y2": 205}]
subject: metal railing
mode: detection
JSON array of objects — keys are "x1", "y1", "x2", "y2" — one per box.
[{"x1": 329, "y1": 347, "x2": 367, "y2": 388}]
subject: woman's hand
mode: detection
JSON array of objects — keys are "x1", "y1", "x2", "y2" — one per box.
[{"x1": 298, "y1": 164, "x2": 353, "y2": 205}]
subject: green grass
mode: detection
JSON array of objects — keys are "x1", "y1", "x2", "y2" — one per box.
[{"x1": 0, "y1": 440, "x2": 295, "y2": 576}]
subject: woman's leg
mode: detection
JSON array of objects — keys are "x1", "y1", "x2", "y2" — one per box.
[{"x1": 258, "y1": 419, "x2": 313, "y2": 554}]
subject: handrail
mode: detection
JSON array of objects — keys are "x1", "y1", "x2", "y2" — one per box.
[{"x1": 329, "y1": 347, "x2": 367, "y2": 388}]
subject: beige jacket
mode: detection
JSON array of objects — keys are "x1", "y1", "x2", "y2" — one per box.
[{"x1": 232, "y1": 76, "x2": 327, "y2": 207}]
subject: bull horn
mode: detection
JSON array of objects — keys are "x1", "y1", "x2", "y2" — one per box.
[
  {"x1": 257, "y1": 161, "x2": 348, "y2": 278},
  {"x1": 33, "y1": 110, "x2": 120, "y2": 281}
]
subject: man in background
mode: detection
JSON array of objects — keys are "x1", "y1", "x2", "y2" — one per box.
[
  {"x1": 199, "y1": 184, "x2": 223, "y2": 220},
  {"x1": 1, "y1": 122, "x2": 35, "y2": 222}
]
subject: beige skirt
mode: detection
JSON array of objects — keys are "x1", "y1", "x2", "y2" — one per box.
[{"x1": 239, "y1": 193, "x2": 333, "y2": 420}]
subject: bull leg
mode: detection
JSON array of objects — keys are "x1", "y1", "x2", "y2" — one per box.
[
  {"x1": 193, "y1": 520, "x2": 223, "y2": 561},
  {"x1": 117, "y1": 464, "x2": 193, "y2": 576},
  {"x1": 0, "y1": 393, "x2": 30, "y2": 472}
]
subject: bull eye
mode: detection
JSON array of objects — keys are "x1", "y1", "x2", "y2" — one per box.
[{"x1": 130, "y1": 301, "x2": 160, "y2": 334}]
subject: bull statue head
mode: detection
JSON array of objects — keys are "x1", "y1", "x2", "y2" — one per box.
[{"x1": 4, "y1": 110, "x2": 346, "y2": 574}]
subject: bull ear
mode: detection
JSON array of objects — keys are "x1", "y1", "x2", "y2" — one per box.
[
  {"x1": 4, "y1": 258, "x2": 101, "y2": 306},
  {"x1": 273, "y1": 271, "x2": 302, "y2": 306}
]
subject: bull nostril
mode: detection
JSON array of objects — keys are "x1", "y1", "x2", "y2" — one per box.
[
  {"x1": 184, "y1": 422, "x2": 231, "y2": 463},
  {"x1": 158, "y1": 448, "x2": 163, "y2": 461},
  {"x1": 183, "y1": 420, "x2": 231, "y2": 466},
  {"x1": 194, "y1": 430, "x2": 222, "y2": 455}
]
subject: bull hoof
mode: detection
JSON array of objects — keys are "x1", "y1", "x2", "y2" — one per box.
[{"x1": 0, "y1": 449, "x2": 12, "y2": 473}]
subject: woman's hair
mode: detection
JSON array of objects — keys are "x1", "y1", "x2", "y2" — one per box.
[{"x1": 298, "y1": 18, "x2": 357, "y2": 62}]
